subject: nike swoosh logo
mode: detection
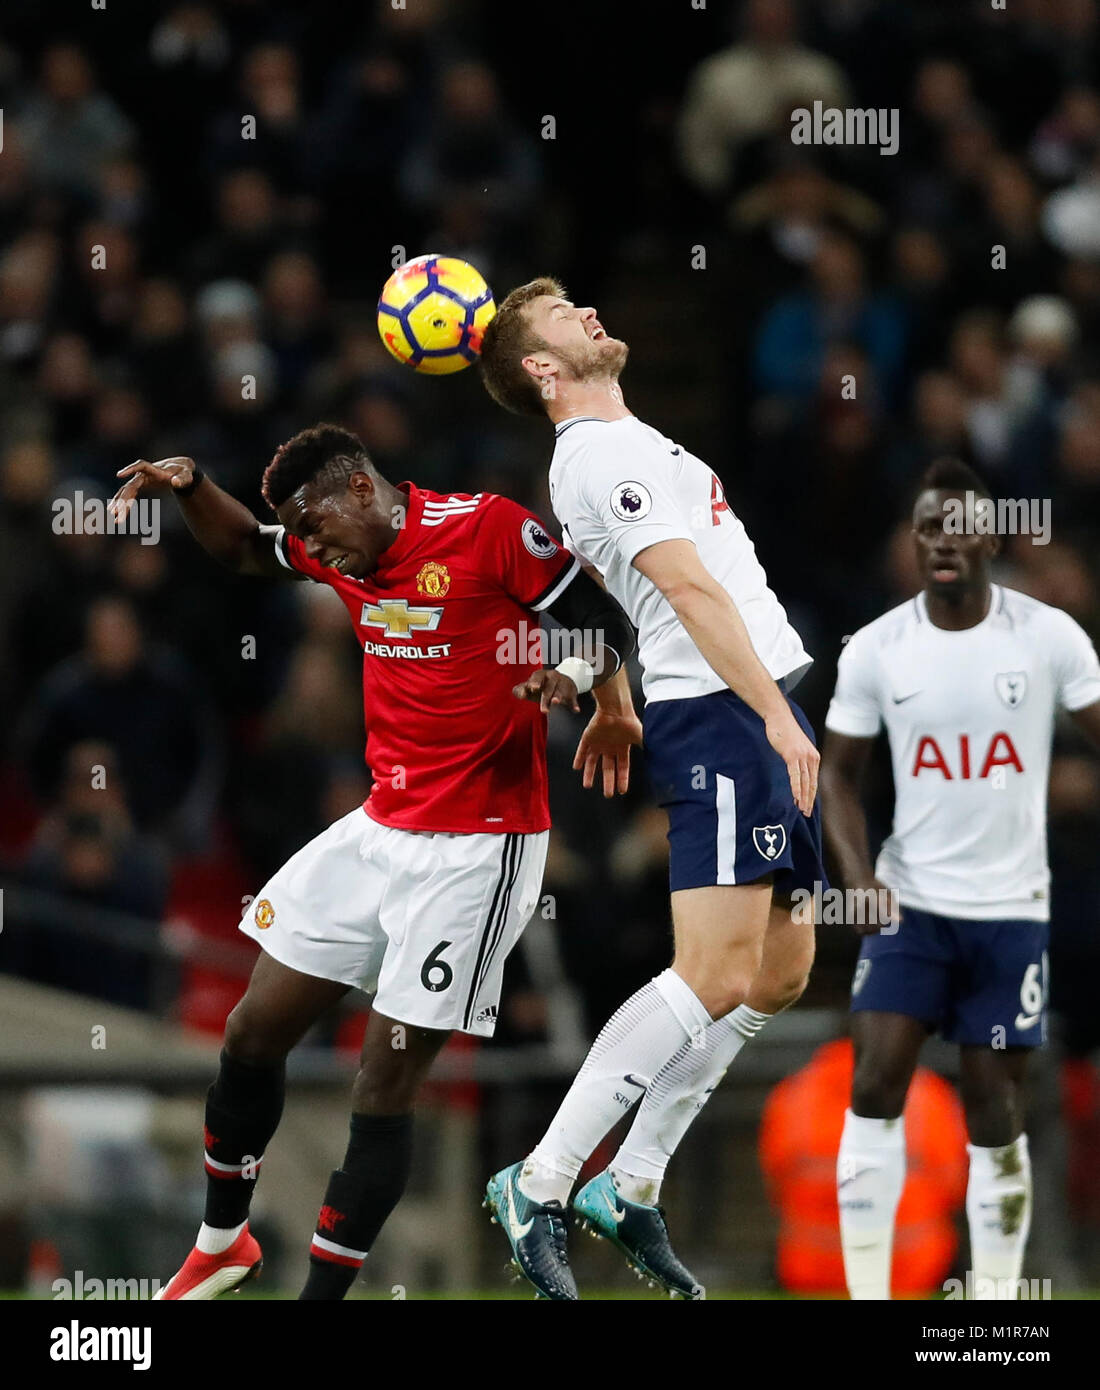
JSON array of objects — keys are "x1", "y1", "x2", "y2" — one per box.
[
  {"x1": 1014, "y1": 1012, "x2": 1041, "y2": 1030},
  {"x1": 838, "y1": 1165, "x2": 876, "y2": 1189},
  {"x1": 503, "y1": 1179, "x2": 533, "y2": 1240},
  {"x1": 623, "y1": 1074, "x2": 648, "y2": 1090},
  {"x1": 892, "y1": 691, "x2": 922, "y2": 704},
  {"x1": 602, "y1": 1190, "x2": 626, "y2": 1224}
]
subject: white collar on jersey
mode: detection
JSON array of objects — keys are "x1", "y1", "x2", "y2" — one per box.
[
  {"x1": 553, "y1": 415, "x2": 610, "y2": 436},
  {"x1": 915, "y1": 584, "x2": 1006, "y2": 627}
]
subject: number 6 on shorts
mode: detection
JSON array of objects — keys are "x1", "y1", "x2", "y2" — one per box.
[
  {"x1": 1018, "y1": 960, "x2": 1044, "y2": 1018},
  {"x1": 421, "y1": 941, "x2": 454, "y2": 993}
]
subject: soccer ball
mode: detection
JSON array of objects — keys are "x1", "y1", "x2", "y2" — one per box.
[{"x1": 376, "y1": 254, "x2": 496, "y2": 374}]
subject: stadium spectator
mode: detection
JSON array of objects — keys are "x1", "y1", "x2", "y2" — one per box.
[
  {"x1": 128, "y1": 279, "x2": 199, "y2": 425},
  {"x1": 189, "y1": 169, "x2": 289, "y2": 288},
  {"x1": 1030, "y1": 85, "x2": 1100, "y2": 184},
  {"x1": 261, "y1": 250, "x2": 331, "y2": 402},
  {"x1": 70, "y1": 220, "x2": 142, "y2": 356},
  {"x1": 35, "y1": 333, "x2": 97, "y2": 456},
  {"x1": 0, "y1": 231, "x2": 62, "y2": 371},
  {"x1": 753, "y1": 231, "x2": 908, "y2": 408},
  {"x1": 231, "y1": 631, "x2": 362, "y2": 880},
  {"x1": 0, "y1": 439, "x2": 54, "y2": 721},
  {"x1": 148, "y1": 5, "x2": 232, "y2": 78},
  {"x1": 19, "y1": 595, "x2": 218, "y2": 844},
  {"x1": 728, "y1": 156, "x2": 885, "y2": 323},
  {"x1": 907, "y1": 59, "x2": 981, "y2": 167},
  {"x1": 677, "y1": 0, "x2": 849, "y2": 198},
  {"x1": 17, "y1": 44, "x2": 134, "y2": 201},
  {"x1": 399, "y1": 60, "x2": 541, "y2": 273},
  {"x1": 205, "y1": 43, "x2": 308, "y2": 192},
  {"x1": 14, "y1": 742, "x2": 168, "y2": 1008}
]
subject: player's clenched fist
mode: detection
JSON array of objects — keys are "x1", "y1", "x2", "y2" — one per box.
[
  {"x1": 513, "y1": 668, "x2": 581, "y2": 714},
  {"x1": 110, "y1": 457, "x2": 199, "y2": 522},
  {"x1": 849, "y1": 877, "x2": 901, "y2": 936}
]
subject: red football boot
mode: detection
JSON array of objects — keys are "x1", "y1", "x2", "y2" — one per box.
[{"x1": 153, "y1": 1226, "x2": 263, "y2": 1300}]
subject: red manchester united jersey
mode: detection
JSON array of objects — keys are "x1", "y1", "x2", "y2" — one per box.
[{"x1": 274, "y1": 482, "x2": 578, "y2": 833}]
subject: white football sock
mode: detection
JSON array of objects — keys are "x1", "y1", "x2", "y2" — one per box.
[
  {"x1": 196, "y1": 1220, "x2": 246, "y2": 1255},
  {"x1": 837, "y1": 1109, "x2": 906, "y2": 1300},
  {"x1": 966, "y1": 1135, "x2": 1031, "y2": 1299},
  {"x1": 610, "y1": 1004, "x2": 772, "y2": 1206},
  {"x1": 520, "y1": 969, "x2": 712, "y2": 1206}
]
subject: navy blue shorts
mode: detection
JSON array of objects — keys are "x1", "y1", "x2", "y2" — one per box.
[
  {"x1": 643, "y1": 688, "x2": 827, "y2": 897},
  {"x1": 850, "y1": 906, "x2": 1049, "y2": 1047}
]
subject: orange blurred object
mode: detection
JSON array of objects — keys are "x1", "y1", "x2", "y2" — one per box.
[{"x1": 759, "y1": 1038, "x2": 968, "y2": 1294}]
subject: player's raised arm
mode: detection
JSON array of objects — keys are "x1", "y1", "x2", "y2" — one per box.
[
  {"x1": 111, "y1": 457, "x2": 295, "y2": 579},
  {"x1": 511, "y1": 565, "x2": 637, "y2": 713},
  {"x1": 480, "y1": 493, "x2": 636, "y2": 729},
  {"x1": 632, "y1": 537, "x2": 818, "y2": 815}
]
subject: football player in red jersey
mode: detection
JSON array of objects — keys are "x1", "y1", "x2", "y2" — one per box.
[{"x1": 110, "y1": 423, "x2": 637, "y2": 1300}]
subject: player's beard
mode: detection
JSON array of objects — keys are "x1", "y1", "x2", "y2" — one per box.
[{"x1": 557, "y1": 335, "x2": 629, "y2": 386}]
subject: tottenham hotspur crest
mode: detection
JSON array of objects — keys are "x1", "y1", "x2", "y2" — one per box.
[
  {"x1": 752, "y1": 824, "x2": 787, "y2": 861},
  {"x1": 995, "y1": 672, "x2": 1027, "y2": 709}
]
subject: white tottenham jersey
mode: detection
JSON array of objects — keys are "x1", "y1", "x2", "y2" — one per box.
[
  {"x1": 547, "y1": 415, "x2": 812, "y2": 702},
  {"x1": 825, "y1": 586, "x2": 1100, "y2": 922}
]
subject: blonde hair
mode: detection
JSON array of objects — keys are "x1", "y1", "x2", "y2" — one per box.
[{"x1": 478, "y1": 276, "x2": 567, "y2": 416}]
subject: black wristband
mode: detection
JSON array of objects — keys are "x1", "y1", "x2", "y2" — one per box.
[{"x1": 174, "y1": 467, "x2": 205, "y2": 497}]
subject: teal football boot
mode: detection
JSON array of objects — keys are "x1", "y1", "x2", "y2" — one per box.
[
  {"x1": 484, "y1": 1162, "x2": 578, "y2": 1300},
  {"x1": 573, "y1": 1170, "x2": 705, "y2": 1299}
]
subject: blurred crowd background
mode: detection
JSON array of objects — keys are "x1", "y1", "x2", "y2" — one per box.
[{"x1": 1, "y1": 0, "x2": 1100, "y2": 1292}]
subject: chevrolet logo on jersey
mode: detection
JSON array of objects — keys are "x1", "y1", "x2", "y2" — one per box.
[{"x1": 362, "y1": 599, "x2": 444, "y2": 638}]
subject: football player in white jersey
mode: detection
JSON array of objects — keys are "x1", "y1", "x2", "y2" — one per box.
[
  {"x1": 476, "y1": 277, "x2": 823, "y2": 1298},
  {"x1": 821, "y1": 458, "x2": 1100, "y2": 1300}
]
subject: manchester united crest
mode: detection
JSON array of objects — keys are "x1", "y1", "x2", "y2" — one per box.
[
  {"x1": 254, "y1": 898, "x2": 276, "y2": 929},
  {"x1": 416, "y1": 561, "x2": 451, "y2": 598}
]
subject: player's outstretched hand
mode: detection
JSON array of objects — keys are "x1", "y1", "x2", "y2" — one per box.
[
  {"x1": 573, "y1": 708, "x2": 644, "y2": 797},
  {"x1": 765, "y1": 711, "x2": 820, "y2": 817},
  {"x1": 514, "y1": 668, "x2": 581, "y2": 715},
  {"x1": 110, "y1": 457, "x2": 197, "y2": 523}
]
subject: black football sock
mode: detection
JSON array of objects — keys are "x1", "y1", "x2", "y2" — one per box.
[
  {"x1": 299, "y1": 1112, "x2": 414, "y2": 1300},
  {"x1": 202, "y1": 1048, "x2": 286, "y2": 1230}
]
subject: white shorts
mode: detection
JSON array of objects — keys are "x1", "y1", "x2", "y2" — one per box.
[{"x1": 238, "y1": 808, "x2": 548, "y2": 1037}]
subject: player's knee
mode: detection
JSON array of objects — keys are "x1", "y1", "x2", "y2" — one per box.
[
  {"x1": 772, "y1": 969, "x2": 811, "y2": 1012},
  {"x1": 223, "y1": 1000, "x2": 290, "y2": 1068},
  {"x1": 351, "y1": 1065, "x2": 417, "y2": 1116},
  {"x1": 850, "y1": 1082, "x2": 904, "y2": 1119},
  {"x1": 850, "y1": 1066, "x2": 907, "y2": 1120},
  {"x1": 961, "y1": 1086, "x2": 1020, "y2": 1147},
  {"x1": 752, "y1": 963, "x2": 811, "y2": 1014},
  {"x1": 702, "y1": 973, "x2": 756, "y2": 1020}
]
